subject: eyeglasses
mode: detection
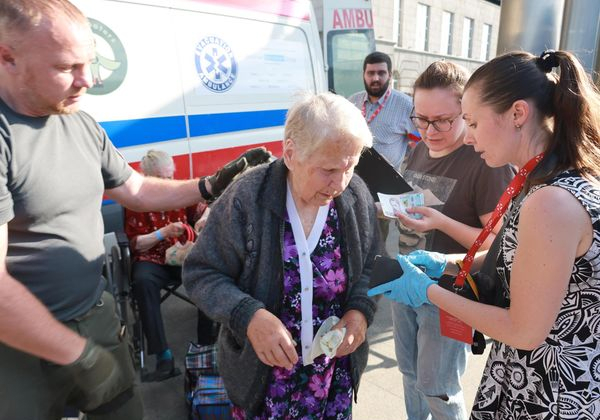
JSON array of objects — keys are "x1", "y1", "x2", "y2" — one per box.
[{"x1": 410, "y1": 113, "x2": 462, "y2": 132}]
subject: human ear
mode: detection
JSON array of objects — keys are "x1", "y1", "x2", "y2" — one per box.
[
  {"x1": 0, "y1": 43, "x2": 16, "y2": 71},
  {"x1": 282, "y1": 138, "x2": 295, "y2": 169},
  {"x1": 511, "y1": 100, "x2": 530, "y2": 129}
]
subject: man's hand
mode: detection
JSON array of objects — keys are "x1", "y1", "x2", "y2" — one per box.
[
  {"x1": 333, "y1": 310, "x2": 367, "y2": 357},
  {"x1": 247, "y1": 309, "x2": 298, "y2": 370},
  {"x1": 204, "y1": 147, "x2": 272, "y2": 199},
  {"x1": 54, "y1": 339, "x2": 127, "y2": 411},
  {"x1": 239, "y1": 146, "x2": 273, "y2": 167}
]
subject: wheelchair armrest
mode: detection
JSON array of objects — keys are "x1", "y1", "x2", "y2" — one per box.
[
  {"x1": 121, "y1": 243, "x2": 131, "y2": 280},
  {"x1": 115, "y1": 230, "x2": 129, "y2": 247}
]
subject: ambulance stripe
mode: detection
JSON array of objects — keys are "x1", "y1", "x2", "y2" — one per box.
[
  {"x1": 99, "y1": 116, "x2": 187, "y2": 149},
  {"x1": 188, "y1": 110, "x2": 287, "y2": 137},
  {"x1": 99, "y1": 109, "x2": 287, "y2": 149}
]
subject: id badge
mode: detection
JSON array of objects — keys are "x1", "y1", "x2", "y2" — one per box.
[{"x1": 439, "y1": 310, "x2": 473, "y2": 344}]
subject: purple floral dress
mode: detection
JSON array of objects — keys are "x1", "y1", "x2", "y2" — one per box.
[{"x1": 233, "y1": 202, "x2": 353, "y2": 420}]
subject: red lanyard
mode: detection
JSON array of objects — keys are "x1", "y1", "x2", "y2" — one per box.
[
  {"x1": 362, "y1": 89, "x2": 391, "y2": 124},
  {"x1": 455, "y1": 153, "x2": 544, "y2": 288}
]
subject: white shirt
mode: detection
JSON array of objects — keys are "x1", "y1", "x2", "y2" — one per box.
[{"x1": 285, "y1": 183, "x2": 329, "y2": 365}]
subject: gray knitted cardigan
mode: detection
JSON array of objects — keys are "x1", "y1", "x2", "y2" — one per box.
[{"x1": 183, "y1": 158, "x2": 380, "y2": 415}]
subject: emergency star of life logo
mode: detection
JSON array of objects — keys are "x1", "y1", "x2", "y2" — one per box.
[{"x1": 194, "y1": 36, "x2": 237, "y2": 93}]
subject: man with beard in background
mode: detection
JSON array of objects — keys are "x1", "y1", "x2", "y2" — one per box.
[{"x1": 349, "y1": 51, "x2": 416, "y2": 244}]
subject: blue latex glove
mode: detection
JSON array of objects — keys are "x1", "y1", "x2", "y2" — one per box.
[
  {"x1": 406, "y1": 250, "x2": 448, "y2": 279},
  {"x1": 368, "y1": 255, "x2": 436, "y2": 307}
]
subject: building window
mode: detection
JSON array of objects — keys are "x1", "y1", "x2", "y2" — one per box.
[
  {"x1": 480, "y1": 23, "x2": 492, "y2": 60},
  {"x1": 461, "y1": 17, "x2": 474, "y2": 58},
  {"x1": 441, "y1": 11, "x2": 454, "y2": 55},
  {"x1": 416, "y1": 3, "x2": 430, "y2": 51}
]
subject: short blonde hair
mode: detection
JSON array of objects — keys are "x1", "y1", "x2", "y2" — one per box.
[
  {"x1": 140, "y1": 150, "x2": 174, "y2": 177},
  {"x1": 0, "y1": 0, "x2": 89, "y2": 44},
  {"x1": 284, "y1": 92, "x2": 373, "y2": 160}
]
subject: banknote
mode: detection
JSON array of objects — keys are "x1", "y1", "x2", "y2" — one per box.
[{"x1": 378, "y1": 192, "x2": 425, "y2": 219}]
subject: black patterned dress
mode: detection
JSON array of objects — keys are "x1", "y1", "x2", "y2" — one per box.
[{"x1": 470, "y1": 171, "x2": 600, "y2": 420}]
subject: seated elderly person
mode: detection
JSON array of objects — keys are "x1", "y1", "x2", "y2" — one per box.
[
  {"x1": 183, "y1": 92, "x2": 380, "y2": 419},
  {"x1": 125, "y1": 148, "x2": 270, "y2": 381}
]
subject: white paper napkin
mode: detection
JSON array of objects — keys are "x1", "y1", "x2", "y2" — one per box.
[{"x1": 305, "y1": 316, "x2": 346, "y2": 365}]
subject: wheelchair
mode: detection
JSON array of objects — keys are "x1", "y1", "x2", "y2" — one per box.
[{"x1": 102, "y1": 205, "x2": 197, "y2": 378}]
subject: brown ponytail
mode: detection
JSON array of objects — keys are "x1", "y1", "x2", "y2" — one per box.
[
  {"x1": 465, "y1": 50, "x2": 600, "y2": 185},
  {"x1": 549, "y1": 50, "x2": 600, "y2": 181}
]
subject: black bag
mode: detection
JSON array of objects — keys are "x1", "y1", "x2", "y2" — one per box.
[
  {"x1": 438, "y1": 271, "x2": 509, "y2": 308},
  {"x1": 438, "y1": 271, "x2": 509, "y2": 354},
  {"x1": 437, "y1": 221, "x2": 510, "y2": 354}
]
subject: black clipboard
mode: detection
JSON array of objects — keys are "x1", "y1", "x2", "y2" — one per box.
[{"x1": 355, "y1": 147, "x2": 413, "y2": 201}]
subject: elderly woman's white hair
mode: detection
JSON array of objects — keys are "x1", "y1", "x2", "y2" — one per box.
[
  {"x1": 140, "y1": 149, "x2": 174, "y2": 177},
  {"x1": 284, "y1": 92, "x2": 373, "y2": 159}
]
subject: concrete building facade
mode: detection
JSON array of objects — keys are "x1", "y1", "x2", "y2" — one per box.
[{"x1": 371, "y1": 0, "x2": 501, "y2": 92}]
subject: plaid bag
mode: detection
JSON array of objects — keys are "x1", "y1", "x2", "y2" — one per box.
[
  {"x1": 190, "y1": 375, "x2": 232, "y2": 420},
  {"x1": 190, "y1": 404, "x2": 232, "y2": 420},
  {"x1": 185, "y1": 343, "x2": 219, "y2": 406},
  {"x1": 194, "y1": 375, "x2": 230, "y2": 405}
]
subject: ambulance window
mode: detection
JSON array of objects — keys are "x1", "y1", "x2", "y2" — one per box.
[{"x1": 327, "y1": 30, "x2": 374, "y2": 98}]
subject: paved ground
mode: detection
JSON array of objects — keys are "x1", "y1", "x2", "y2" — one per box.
[
  {"x1": 139, "y1": 291, "x2": 490, "y2": 419},
  {"x1": 139, "y1": 227, "x2": 492, "y2": 419}
]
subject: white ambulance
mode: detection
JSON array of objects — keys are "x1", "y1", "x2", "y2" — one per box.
[{"x1": 70, "y1": 0, "x2": 373, "y2": 228}]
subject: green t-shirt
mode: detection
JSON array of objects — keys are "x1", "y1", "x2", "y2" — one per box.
[{"x1": 0, "y1": 100, "x2": 132, "y2": 321}]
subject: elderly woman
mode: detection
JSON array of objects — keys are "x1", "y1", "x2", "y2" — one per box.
[
  {"x1": 183, "y1": 92, "x2": 380, "y2": 419},
  {"x1": 126, "y1": 148, "x2": 270, "y2": 381},
  {"x1": 125, "y1": 150, "x2": 210, "y2": 381}
]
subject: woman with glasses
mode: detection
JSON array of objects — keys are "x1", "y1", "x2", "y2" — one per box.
[{"x1": 390, "y1": 61, "x2": 514, "y2": 420}]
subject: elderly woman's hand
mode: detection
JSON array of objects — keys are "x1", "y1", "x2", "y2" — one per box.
[
  {"x1": 194, "y1": 207, "x2": 210, "y2": 232},
  {"x1": 333, "y1": 310, "x2": 367, "y2": 357},
  {"x1": 247, "y1": 309, "x2": 298, "y2": 370},
  {"x1": 161, "y1": 221, "x2": 186, "y2": 238}
]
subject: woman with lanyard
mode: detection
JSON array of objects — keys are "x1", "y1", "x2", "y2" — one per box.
[
  {"x1": 387, "y1": 61, "x2": 513, "y2": 420},
  {"x1": 369, "y1": 50, "x2": 600, "y2": 419}
]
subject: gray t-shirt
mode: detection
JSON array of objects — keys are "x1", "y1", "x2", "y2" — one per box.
[{"x1": 0, "y1": 100, "x2": 132, "y2": 321}]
